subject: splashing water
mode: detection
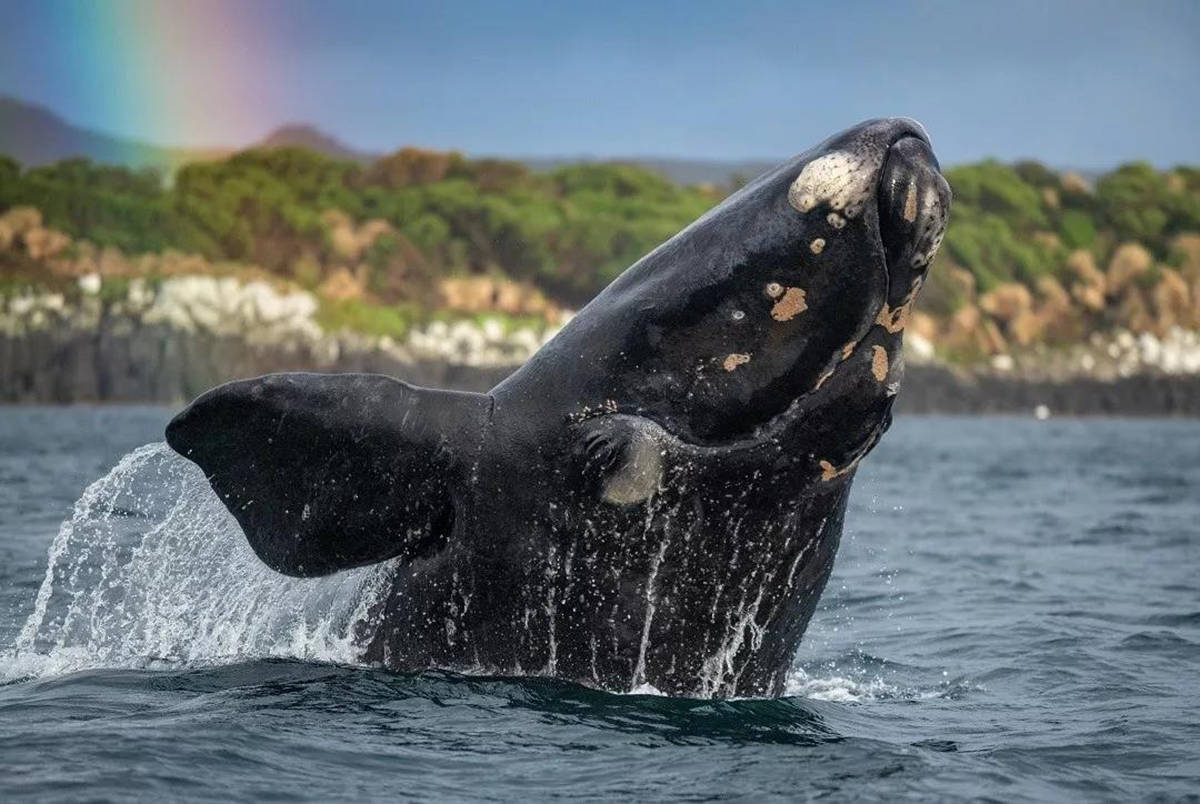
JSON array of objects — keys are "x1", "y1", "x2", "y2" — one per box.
[
  {"x1": 4, "y1": 443, "x2": 392, "y2": 682},
  {"x1": 3, "y1": 440, "x2": 938, "y2": 701}
]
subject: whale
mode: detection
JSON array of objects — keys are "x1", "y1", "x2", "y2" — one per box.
[{"x1": 166, "y1": 118, "x2": 951, "y2": 698}]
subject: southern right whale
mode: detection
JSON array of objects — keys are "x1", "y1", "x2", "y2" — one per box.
[{"x1": 166, "y1": 117, "x2": 951, "y2": 697}]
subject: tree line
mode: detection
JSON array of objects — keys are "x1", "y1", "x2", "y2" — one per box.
[{"x1": 1, "y1": 147, "x2": 1196, "y2": 310}]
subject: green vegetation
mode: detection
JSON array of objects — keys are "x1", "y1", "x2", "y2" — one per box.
[
  {"x1": 315, "y1": 296, "x2": 421, "y2": 338},
  {"x1": 941, "y1": 159, "x2": 1198, "y2": 292},
  {"x1": 1, "y1": 146, "x2": 1197, "y2": 316},
  {"x1": 0, "y1": 147, "x2": 718, "y2": 306}
]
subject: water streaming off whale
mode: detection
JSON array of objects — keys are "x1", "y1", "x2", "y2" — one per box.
[
  {"x1": 5, "y1": 440, "x2": 838, "y2": 698},
  {"x1": 7, "y1": 443, "x2": 394, "y2": 681}
]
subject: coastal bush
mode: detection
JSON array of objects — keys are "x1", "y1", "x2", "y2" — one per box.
[
  {"x1": 1094, "y1": 162, "x2": 1200, "y2": 248},
  {"x1": 1058, "y1": 209, "x2": 1097, "y2": 250},
  {"x1": 0, "y1": 145, "x2": 1195, "y2": 330},
  {"x1": 315, "y1": 296, "x2": 419, "y2": 337}
]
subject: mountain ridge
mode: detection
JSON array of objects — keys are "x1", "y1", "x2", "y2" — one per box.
[{"x1": 0, "y1": 95, "x2": 783, "y2": 185}]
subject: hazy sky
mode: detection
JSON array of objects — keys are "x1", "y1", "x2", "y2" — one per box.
[{"x1": 1, "y1": 0, "x2": 1197, "y2": 166}]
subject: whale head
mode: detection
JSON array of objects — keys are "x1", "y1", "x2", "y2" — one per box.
[{"x1": 504, "y1": 118, "x2": 952, "y2": 472}]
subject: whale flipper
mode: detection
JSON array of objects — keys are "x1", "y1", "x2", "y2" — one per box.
[{"x1": 166, "y1": 373, "x2": 491, "y2": 577}]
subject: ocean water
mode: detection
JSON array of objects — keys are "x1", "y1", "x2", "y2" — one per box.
[{"x1": 0, "y1": 407, "x2": 1197, "y2": 802}]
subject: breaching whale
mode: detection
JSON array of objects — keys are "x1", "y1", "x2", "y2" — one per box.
[{"x1": 166, "y1": 118, "x2": 951, "y2": 698}]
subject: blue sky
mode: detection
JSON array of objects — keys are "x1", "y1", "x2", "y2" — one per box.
[{"x1": 1, "y1": 0, "x2": 1197, "y2": 167}]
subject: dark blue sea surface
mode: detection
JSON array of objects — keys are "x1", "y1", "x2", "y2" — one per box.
[{"x1": 1, "y1": 407, "x2": 1197, "y2": 801}]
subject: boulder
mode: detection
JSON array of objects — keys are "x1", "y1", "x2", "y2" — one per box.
[
  {"x1": 319, "y1": 267, "x2": 366, "y2": 301},
  {"x1": 1033, "y1": 231, "x2": 1062, "y2": 251},
  {"x1": 979, "y1": 282, "x2": 1033, "y2": 321},
  {"x1": 1009, "y1": 310, "x2": 1044, "y2": 346},
  {"x1": 1107, "y1": 242, "x2": 1153, "y2": 293},
  {"x1": 1152, "y1": 268, "x2": 1193, "y2": 332},
  {"x1": 1066, "y1": 249, "x2": 1107, "y2": 311},
  {"x1": 23, "y1": 227, "x2": 71, "y2": 260},
  {"x1": 983, "y1": 319, "x2": 1008, "y2": 354},
  {"x1": 1115, "y1": 288, "x2": 1154, "y2": 334},
  {"x1": 944, "y1": 304, "x2": 991, "y2": 355},
  {"x1": 1169, "y1": 232, "x2": 1200, "y2": 281},
  {"x1": 1060, "y1": 172, "x2": 1092, "y2": 196},
  {"x1": 1034, "y1": 276, "x2": 1083, "y2": 342},
  {"x1": 1066, "y1": 249, "x2": 1105, "y2": 286},
  {"x1": 0, "y1": 206, "x2": 42, "y2": 236},
  {"x1": 324, "y1": 211, "x2": 361, "y2": 261},
  {"x1": 947, "y1": 266, "x2": 977, "y2": 303},
  {"x1": 438, "y1": 276, "x2": 558, "y2": 319}
]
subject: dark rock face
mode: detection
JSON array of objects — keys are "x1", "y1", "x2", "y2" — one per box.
[
  {"x1": 897, "y1": 365, "x2": 1200, "y2": 416},
  {"x1": 3, "y1": 324, "x2": 1200, "y2": 413},
  {"x1": 0, "y1": 322, "x2": 509, "y2": 403}
]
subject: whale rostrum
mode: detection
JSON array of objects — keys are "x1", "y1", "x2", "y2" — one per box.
[{"x1": 166, "y1": 118, "x2": 951, "y2": 698}]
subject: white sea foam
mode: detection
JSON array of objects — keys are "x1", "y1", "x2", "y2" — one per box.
[
  {"x1": 784, "y1": 667, "x2": 901, "y2": 702},
  {"x1": 785, "y1": 665, "x2": 968, "y2": 703},
  {"x1": 2, "y1": 443, "x2": 391, "y2": 682}
]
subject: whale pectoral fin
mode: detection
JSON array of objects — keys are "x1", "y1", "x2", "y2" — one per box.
[
  {"x1": 166, "y1": 372, "x2": 491, "y2": 577},
  {"x1": 574, "y1": 415, "x2": 666, "y2": 505}
]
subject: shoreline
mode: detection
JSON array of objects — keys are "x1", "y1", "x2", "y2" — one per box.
[
  {"x1": 4, "y1": 275, "x2": 1199, "y2": 416},
  {"x1": 5, "y1": 329, "x2": 1199, "y2": 416}
]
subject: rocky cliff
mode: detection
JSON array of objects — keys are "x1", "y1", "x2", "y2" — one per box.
[
  {"x1": 4, "y1": 272, "x2": 1199, "y2": 414},
  {"x1": 1, "y1": 276, "x2": 525, "y2": 403}
]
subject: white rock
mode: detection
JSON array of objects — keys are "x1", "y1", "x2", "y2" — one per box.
[
  {"x1": 10, "y1": 296, "x2": 34, "y2": 316},
  {"x1": 1138, "y1": 333, "x2": 1162, "y2": 366},
  {"x1": 78, "y1": 273, "x2": 102, "y2": 295},
  {"x1": 481, "y1": 317, "x2": 504, "y2": 342}
]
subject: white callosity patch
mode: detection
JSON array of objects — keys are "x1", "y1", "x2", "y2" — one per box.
[
  {"x1": 5, "y1": 443, "x2": 390, "y2": 682},
  {"x1": 787, "y1": 151, "x2": 875, "y2": 219}
]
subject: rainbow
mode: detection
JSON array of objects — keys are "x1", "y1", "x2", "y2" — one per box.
[{"x1": 37, "y1": 0, "x2": 277, "y2": 150}]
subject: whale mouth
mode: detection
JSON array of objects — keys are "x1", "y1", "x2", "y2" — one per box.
[{"x1": 876, "y1": 135, "x2": 951, "y2": 307}]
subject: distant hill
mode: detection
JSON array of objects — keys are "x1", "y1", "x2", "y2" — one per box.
[
  {"x1": 257, "y1": 124, "x2": 372, "y2": 161},
  {"x1": 0, "y1": 95, "x2": 782, "y2": 186},
  {"x1": 0, "y1": 96, "x2": 228, "y2": 172}
]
